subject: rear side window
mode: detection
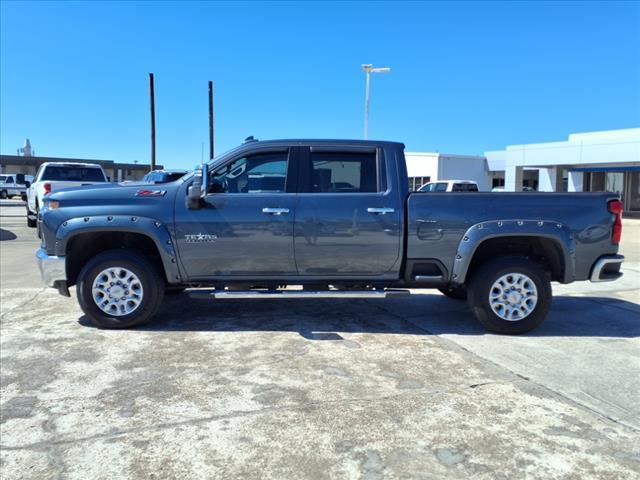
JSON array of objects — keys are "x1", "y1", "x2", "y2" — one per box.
[
  {"x1": 434, "y1": 183, "x2": 448, "y2": 192},
  {"x1": 41, "y1": 166, "x2": 106, "y2": 182},
  {"x1": 452, "y1": 183, "x2": 478, "y2": 192},
  {"x1": 310, "y1": 151, "x2": 379, "y2": 193}
]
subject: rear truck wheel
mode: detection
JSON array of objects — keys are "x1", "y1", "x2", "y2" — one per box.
[
  {"x1": 0, "y1": 190, "x2": 7, "y2": 199},
  {"x1": 438, "y1": 285, "x2": 467, "y2": 300},
  {"x1": 77, "y1": 249, "x2": 164, "y2": 329},
  {"x1": 26, "y1": 205, "x2": 37, "y2": 227},
  {"x1": 35, "y1": 201, "x2": 41, "y2": 238},
  {"x1": 467, "y1": 257, "x2": 551, "y2": 334}
]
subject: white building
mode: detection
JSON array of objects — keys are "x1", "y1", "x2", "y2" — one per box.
[
  {"x1": 406, "y1": 128, "x2": 640, "y2": 216},
  {"x1": 485, "y1": 128, "x2": 640, "y2": 215},
  {"x1": 405, "y1": 152, "x2": 489, "y2": 191}
]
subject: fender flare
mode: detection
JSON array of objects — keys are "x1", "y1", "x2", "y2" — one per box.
[
  {"x1": 54, "y1": 215, "x2": 182, "y2": 283},
  {"x1": 451, "y1": 219, "x2": 575, "y2": 284}
]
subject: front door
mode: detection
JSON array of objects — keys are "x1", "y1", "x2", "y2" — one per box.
[
  {"x1": 175, "y1": 148, "x2": 297, "y2": 279},
  {"x1": 294, "y1": 146, "x2": 402, "y2": 277}
]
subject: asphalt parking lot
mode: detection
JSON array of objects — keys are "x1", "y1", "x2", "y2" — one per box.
[{"x1": 1, "y1": 198, "x2": 639, "y2": 479}]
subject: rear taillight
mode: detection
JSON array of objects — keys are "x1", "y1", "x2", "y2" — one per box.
[
  {"x1": 608, "y1": 199, "x2": 623, "y2": 245},
  {"x1": 43, "y1": 183, "x2": 51, "y2": 195}
]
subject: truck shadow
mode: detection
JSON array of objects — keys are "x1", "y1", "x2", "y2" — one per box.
[
  {"x1": 80, "y1": 293, "x2": 640, "y2": 338},
  {"x1": 0, "y1": 228, "x2": 17, "y2": 241}
]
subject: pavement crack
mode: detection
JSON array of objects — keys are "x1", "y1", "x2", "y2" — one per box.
[
  {"x1": 365, "y1": 297, "x2": 640, "y2": 434},
  {"x1": 0, "y1": 288, "x2": 46, "y2": 320},
  {"x1": 0, "y1": 383, "x2": 497, "y2": 452}
]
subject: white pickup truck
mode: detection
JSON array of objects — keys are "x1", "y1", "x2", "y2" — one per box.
[
  {"x1": 27, "y1": 162, "x2": 109, "y2": 227},
  {"x1": 0, "y1": 174, "x2": 33, "y2": 200}
]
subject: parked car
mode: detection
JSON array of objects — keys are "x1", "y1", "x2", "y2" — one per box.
[
  {"x1": 419, "y1": 180, "x2": 479, "y2": 192},
  {"x1": 0, "y1": 174, "x2": 32, "y2": 200},
  {"x1": 142, "y1": 169, "x2": 188, "y2": 184},
  {"x1": 26, "y1": 162, "x2": 108, "y2": 228},
  {"x1": 36, "y1": 139, "x2": 624, "y2": 334}
]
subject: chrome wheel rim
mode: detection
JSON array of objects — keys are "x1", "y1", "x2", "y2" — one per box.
[
  {"x1": 92, "y1": 267, "x2": 144, "y2": 316},
  {"x1": 489, "y1": 273, "x2": 538, "y2": 321}
]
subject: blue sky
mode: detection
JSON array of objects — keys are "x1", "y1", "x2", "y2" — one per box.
[{"x1": 1, "y1": 1, "x2": 639, "y2": 169}]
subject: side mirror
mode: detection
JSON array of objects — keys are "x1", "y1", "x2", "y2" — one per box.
[
  {"x1": 186, "y1": 165, "x2": 208, "y2": 209},
  {"x1": 24, "y1": 181, "x2": 31, "y2": 188}
]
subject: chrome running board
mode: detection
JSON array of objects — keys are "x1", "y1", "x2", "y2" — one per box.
[{"x1": 189, "y1": 289, "x2": 410, "y2": 300}]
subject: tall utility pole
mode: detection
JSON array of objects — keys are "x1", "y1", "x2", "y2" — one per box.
[
  {"x1": 149, "y1": 73, "x2": 156, "y2": 170},
  {"x1": 208, "y1": 81, "x2": 214, "y2": 160},
  {"x1": 361, "y1": 64, "x2": 391, "y2": 139}
]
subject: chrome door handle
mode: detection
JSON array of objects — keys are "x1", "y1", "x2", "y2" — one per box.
[
  {"x1": 367, "y1": 207, "x2": 395, "y2": 215},
  {"x1": 262, "y1": 207, "x2": 290, "y2": 215}
]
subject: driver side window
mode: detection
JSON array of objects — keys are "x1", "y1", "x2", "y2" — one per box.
[{"x1": 211, "y1": 151, "x2": 289, "y2": 193}]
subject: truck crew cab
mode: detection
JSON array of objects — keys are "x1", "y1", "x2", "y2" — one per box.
[{"x1": 36, "y1": 139, "x2": 625, "y2": 334}]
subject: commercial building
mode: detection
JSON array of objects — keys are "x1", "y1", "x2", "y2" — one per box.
[
  {"x1": 0, "y1": 154, "x2": 159, "y2": 182},
  {"x1": 406, "y1": 128, "x2": 640, "y2": 216},
  {"x1": 485, "y1": 128, "x2": 640, "y2": 215}
]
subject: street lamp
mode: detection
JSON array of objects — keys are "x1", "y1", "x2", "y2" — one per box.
[{"x1": 362, "y1": 64, "x2": 391, "y2": 139}]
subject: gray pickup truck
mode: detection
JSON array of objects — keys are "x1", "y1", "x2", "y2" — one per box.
[{"x1": 36, "y1": 138, "x2": 625, "y2": 334}]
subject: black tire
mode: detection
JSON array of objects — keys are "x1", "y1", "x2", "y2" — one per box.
[
  {"x1": 77, "y1": 249, "x2": 164, "y2": 329},
  {"x1": 26, "y1": 206, "x2": 37, "y2": 228},
  {"x1": 35, "y1": 201, "x2": 41, "y2": 238},
  {"x1": 438, "y1": 285, "x2": 467, "y2": 300},
  {"x1": 467, "y1": 257, "x2": 552, "y2": 334},
  {"x1": 21, "y1": 193, "x2": 27, "y2": 202},
  {"x1": 0, "y1": 190, "x2": 7, "y2": 199}
]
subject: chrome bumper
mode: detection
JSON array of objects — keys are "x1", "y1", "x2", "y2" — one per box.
[
  {"x1": 590, "y1": 254, "x2": 624, "y2": 282},
  {"x1": 36, "y1": 248, "x2": 67, "y2": 288}
]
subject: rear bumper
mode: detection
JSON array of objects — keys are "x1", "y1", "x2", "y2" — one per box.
[
  {"x1": 36, "y1": 248, "x2": 70, "y2": 296},
  {"x1": 590, "y1": 254, "x2": 624, "y2": 282}
]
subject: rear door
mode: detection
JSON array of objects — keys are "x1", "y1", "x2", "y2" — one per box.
[{"x1": 294, "y1": 146, "x2": 402, "y2": 277}]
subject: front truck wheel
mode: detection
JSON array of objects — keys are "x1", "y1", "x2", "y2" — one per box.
[
  {"x1": 77, "y1": 249, "x2": 164, "y2": 329},
  {"x1": 467, "y1": 257, "x2": 552, "y2": 334}
]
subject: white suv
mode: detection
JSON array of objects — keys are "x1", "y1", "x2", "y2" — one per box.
[
  {"x1": 27, "y1": 162, "x2": 108, "y2": 227},
  {"x1": 418, "y1": 180, "x2": 479, "y2": 192}
]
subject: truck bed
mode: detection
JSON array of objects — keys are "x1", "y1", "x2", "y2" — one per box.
[{"x1": 406, "y1": 192, "x2": 619, "y2": 282}]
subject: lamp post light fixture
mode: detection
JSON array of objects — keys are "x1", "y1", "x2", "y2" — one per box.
[{"x1": 361, "y1": 64, "x2": 391, "y2": 139}]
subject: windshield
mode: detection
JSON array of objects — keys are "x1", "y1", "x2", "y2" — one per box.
[
  {"x1": 165, "y1": 172, "x2": 187, "y2": 182},
  {"x1": 41, "y1": 166, "x2": 106, "y2": 182}
]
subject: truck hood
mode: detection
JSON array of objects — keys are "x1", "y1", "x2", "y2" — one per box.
[{"x1": 47, "y1": 181, "x2": 181, "y2": 214}]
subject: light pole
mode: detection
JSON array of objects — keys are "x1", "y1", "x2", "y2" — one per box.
[{"x1": 361, "y1": 64, "x2": 391, "y2": 139}]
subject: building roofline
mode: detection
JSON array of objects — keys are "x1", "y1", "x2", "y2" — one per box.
[
  {"x1": 0, "y1": 154, "x2": 159, "y2": 170},
  {"x1": 405, "y1": 151, "x2": 486, "y2": 160}
]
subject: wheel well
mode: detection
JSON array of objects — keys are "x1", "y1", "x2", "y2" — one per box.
[
  {"x1": 466, "y1": 236, "x2": 565, "y2": 282},
  {"x1": 66, "y1": 232, "x2": 167, "y2": 286}
]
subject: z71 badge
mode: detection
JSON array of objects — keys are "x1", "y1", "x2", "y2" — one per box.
[
  {"x1": 184, "y1": 233, "x2": 218, "y2": 243},
  {"x1": 136, "y1": 189, "x2": 166, "y2": 197}
]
